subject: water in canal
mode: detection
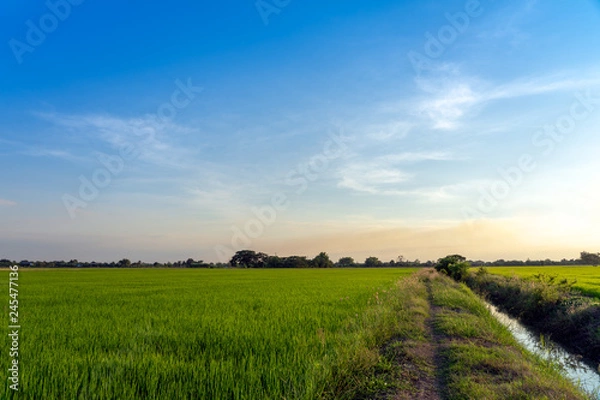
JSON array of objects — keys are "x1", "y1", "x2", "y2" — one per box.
[{"x1": 486, "y1": 302, "x2": 600, "y2": 399}]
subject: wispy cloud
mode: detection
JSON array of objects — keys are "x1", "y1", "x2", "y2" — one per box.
[
  {"x1": 0, "y1": 137, "x2": 88, "y2": 163},
  {"x1": 36, "y1": 112, "x2": 197, "y2": 169},
  {"x1": 364, "y1": 120, "x2": 413, "y2": 141},
  {"x1": 478, "y1": 0, "x2": 539, "y2": 46},
  {"x1": 379, "y1": 151, "x2": 458, "y2": 163},
  {"x1": 337, "y1": 151, "x2": 457, "y2": 195},
  {"x1": 414, "y1": 69, "x2": 600, "y2": 130},
  {"x1": 338, "y1": 162, "x2": 412, "y2": 194},
  {"x1": 485, "y1": 75, "x2": 600, "y2": 101},
  {"x1": 30, "y1": 111, "x2": 265, "y2": 217},
  {"x1": 0, "y1": 199, "x2": 16, "y2": 207},
  {"x1": 416, "y1": 82, "x2": 479, "y2": 130},
  {"x1": 21, "y1": 148, "x2": 88, "y2": 163}
]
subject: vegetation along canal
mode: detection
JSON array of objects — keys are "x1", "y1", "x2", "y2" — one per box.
[{"x1": 486, "y1": 302, "x2": 600, "y2": 399}]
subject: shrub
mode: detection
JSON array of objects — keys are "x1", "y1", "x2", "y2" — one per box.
[{"x1": 435, "y1": 255, "x2": 470, "y2": 281}]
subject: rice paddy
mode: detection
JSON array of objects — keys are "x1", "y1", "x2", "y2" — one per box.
[
  {"x1": 1, "y1": 268, "x2": 415, "y2": 399},
  {"x1": 483, "y1": 266, "x2": 600, "y2": 298},
  {"x1": 1, "y1": 267, "x2": 592, "y2": 399}
]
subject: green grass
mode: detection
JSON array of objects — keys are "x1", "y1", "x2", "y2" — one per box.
[
  {"x1": 1, "y1": 268, "x2": 416, "y2": 399},
  {"x1": 425, "y1": 272, "x2": 587, "y2": 400},
  {"x1": 466, "y1": 266, "x2": 600, "y2": 366},
  {"x1": 0, "y1": 268, "x2": 591, "y2": 399},
  {"x1": 483, "y1": 266, "x2": 600, "y2": 298}
]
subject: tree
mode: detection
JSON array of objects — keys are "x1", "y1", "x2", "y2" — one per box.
[
  {"x1": 311, "y1": 252, "x2": 334, "y2": 268},
  {"x1": 282, "y1": 256, "x2": 310, "y2": 268},
  {"x1": 187, "y1": 259, "x2": 209, "y2": 268},
  {"x1": 265, "y1": 256, "x2": 284, "y2": 268},
  {"x1": 435, "y1": 254, "x2": 470, "y2": 281},
  {"x1": 230, "y1": 250, "x2": 268, "y2": 268},
  {"x1": 337, "y1": 257, "x2": 355, "y2": 268},
  {"x1": 364, "y1": 256, "x2": 382, "y2": 268},
  {"x1": 580, "y1": 251, "x2": 600, "y2": 266},
  {"x1": 118, "y1": 258, "x2": 131, "y2": 268},
  {"x1": 0, "y1": 259, "x2": 13, "y2": 267}
]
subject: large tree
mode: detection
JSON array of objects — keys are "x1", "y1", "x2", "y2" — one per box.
[
  {"x1": 337, "y1": 257, "x2": 355, "y2": 268},
  {"x1": 282, "y1": 256, "x2": 310, "y2": 269},
  {"x1": 364, "y1": 256, "x2": 382, "y2": 268},
  {"x1": 265, "y1": 256, "x2": 284, "y2": 268},
  {"x1": 229, "y1": 250, "x2": 268, "y2": 268},
  {"x1": 311, "y1": 252, "x2": 334, "y2": 268},
  {"x1": 118, "y1": 258, "x2": 131, "y2": 268},
  {"x1": 580, "y1": 251, "x2": 600, "y2": 266}
]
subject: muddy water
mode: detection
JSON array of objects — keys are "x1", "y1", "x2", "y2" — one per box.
[{"x1": 485, "y1": 302, "x2": 600, "y2": 399}]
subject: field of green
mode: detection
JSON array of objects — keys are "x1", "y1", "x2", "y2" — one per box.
[
  {"x1": 1, "y1": 268, "x2": 416, "y2": 399},
  {"x1": 484, "y1": 266, "x2": 600, "y2": 298}
]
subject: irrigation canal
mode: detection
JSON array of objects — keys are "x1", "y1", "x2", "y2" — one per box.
[{"x1": 486, "y1": 302, "x2": 600, "y2": 399}]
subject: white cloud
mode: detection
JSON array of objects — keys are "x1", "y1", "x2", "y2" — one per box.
[
  {"x1": 337, "y1": 151, "x2": 458, "y2": 195},
  {"x1": 338, "y1": 163, "x2": 412, "y2": 194},
  {"x1": 21, "y1": 148, "x2": 88, "y2": 163},
  {"x1": 478, "y1": 0, "x2": 538, "y2": 46},
  {"x1": 414, "y1": 69, "x2": 600, "y2": 130},
  {"x1": 387, "y1": 179, "x2": 498, "y2": 204},
  {"x1": 380, "y1": 151, "x2": 458, "y2": 163},
  {"x1": 417, "y1": 82, "x2": 479, "y2": 130},
  {"x1": 36, "y1": 112, "x2": 197, "y2": 169},
  {"x1": 365, "y1": 120, "x2": 413, "y2": 141},
  {"x1": 30, "y1": 111, "x2": 266, "y2": 219}
]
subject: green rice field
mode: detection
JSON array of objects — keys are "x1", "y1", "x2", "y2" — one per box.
[
  {"x1": 1, "y1": 268, "x2": 416, "y2": 399},
  {"x1": 484, "y1": 266, "x2": 600, "y2": 298}
]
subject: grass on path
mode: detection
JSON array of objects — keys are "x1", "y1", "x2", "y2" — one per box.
[{"x1": 380, "y1": 270, "x2": 588, "y2": 400}]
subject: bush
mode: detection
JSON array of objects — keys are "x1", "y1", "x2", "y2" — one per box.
[
  {"x1": 447, "y1": 261, "x2": 470, "y2": 281},
  {"x1": 435, "y1": 255, "x2": 470, "y2": 281}
]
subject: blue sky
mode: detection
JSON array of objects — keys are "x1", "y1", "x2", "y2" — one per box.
[{"x1": 1, "y1": 0, "x2": 600, "y2": 263}]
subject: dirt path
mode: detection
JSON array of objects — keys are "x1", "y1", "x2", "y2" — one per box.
[
  {"x1": 393, "y1": 275, "x2": 444, "y2": 400},
  {"x1": 373, "y1": 270, "x2": 589, "y2": 400}
]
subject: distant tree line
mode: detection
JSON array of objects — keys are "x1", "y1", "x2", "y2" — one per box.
[
  {"x1": 227, "y1": 251, "x2": 434, "y2": 268},
  {"x1": 227, "y1": 250, "x2": 406, "y2": 268},
  {"x1": 469, "y1": 251, "x2": 600, "y2": 267},
  {"x1": 1, "y1": 251, "x2": 598, "y2": 269},
  {"x1": 0, "y1": 258, "x2": 222, "y2": 269}
]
